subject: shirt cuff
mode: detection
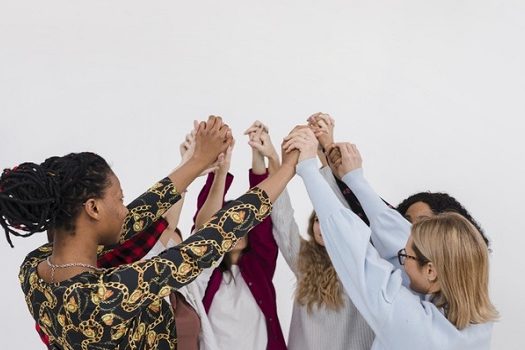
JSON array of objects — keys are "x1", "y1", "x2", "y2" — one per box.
[
  {"x1": 249, "y1": 168, "x2": 269, "y2": 187},
  {"x1": 341, "y1": 168, "x2": 365, "y2": 188},
  {"x1": 296, "y1": 157, "x2": 318, "y2": 177}
]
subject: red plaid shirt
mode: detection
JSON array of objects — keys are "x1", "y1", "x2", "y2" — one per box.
[{"x1": 35, "y1": 218, "x2": 169, "y2": 347}]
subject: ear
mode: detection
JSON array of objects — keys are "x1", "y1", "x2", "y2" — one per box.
[
  {"x1": 425, "y1": 262, "x2": 440, "y2": 291},
  {"x1": 83, "y1": 198, "x2": 101, "y2": 221}
]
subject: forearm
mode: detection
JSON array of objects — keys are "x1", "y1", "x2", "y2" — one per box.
[
  {"x1": 195, "y1": 171, "x2": 228, "y2": 228},
  {"x1": 167, "y1": 158, "x2": 208, "y2": 194},
  {"x1": 252, "y1": 149, "x2": 267, "y2": 175},
  {"x1": 341, "y1": 169, "x2": 392, "y2": 219},
  {"x1": 104, "y1": 188, "x2": 272, "y2": 312},
  {"x1": 319, "y1": 166, "x2": 351, "y2": 209},
  {"x1": 342, "y1": 169, "x2": 411, "y2": 260},
  {"x1": 297, "y1": 157, "x2": 402, "y2": 323},
  {"x1": 163, "y1": 192, "x2": 185, "y2": 231},
  {"x1": 271, "y1": 190, "x2": 302, "y2": 274},
  {"x1": 247, "y1": 170, "x2": 279, "y2": 275},
  {"x1": 267, "y1": 152, "x2": 280, "y2": 175},
  {"x1": 297, "y1": 159, "x2": 346, "y2": 217},
  {"x1": 255, "y1": 164, "x2": 295, "y2": 203},
  {"x1": 317, "y1": 147, "x2": 329, "y2": 167},
  {"x1": 118, "y1": 177, "x2": 181, "y2": 243}
]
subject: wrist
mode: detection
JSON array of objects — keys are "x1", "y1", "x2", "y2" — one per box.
[
  {"x1": 277, "y1": 163, "x2": 296, "y2": 179},
  {"x1": 185, "y1": 157, "x2": 209, "y2": 174},
  {"x1": 268, "y1": 155, "x2": 281, "y2": 170},
  {"x1": 320, "y1": 140, "x2": 335, "y2": 152},
  {"x1": 252, "y1": 149, "x2": 265, "y2": 161},
  {"x1": 215, "y1": 168, "x2": 229, "y2": 177},
  {"x1": 267, "y1": 151, "x2": 279, "y2": 161},
  {"x1": 298, "y1": 151, "x2": 317, "y2": 163}
]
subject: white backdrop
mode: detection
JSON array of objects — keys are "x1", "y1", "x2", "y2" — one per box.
[{"x1": 1, "y1": 1, "x2": 524, "y2": 348}]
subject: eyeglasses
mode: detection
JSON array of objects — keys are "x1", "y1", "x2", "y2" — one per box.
[{"x1": 397, "y1": 248, "x2": 420, "y2": 265}]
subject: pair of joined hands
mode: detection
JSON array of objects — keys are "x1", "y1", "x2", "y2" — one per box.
[{"x1": 176, "y1": 113, "x2": 362, "y2": 179}]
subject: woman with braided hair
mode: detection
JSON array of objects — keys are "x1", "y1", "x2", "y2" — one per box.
[{"x1": 0, "y1": 116, "x2": 300, "y2": 350}]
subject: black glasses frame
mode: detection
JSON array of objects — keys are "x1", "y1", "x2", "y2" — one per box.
[{"x1": 397, "y1": 248, "x2": 420, "y2": 265}]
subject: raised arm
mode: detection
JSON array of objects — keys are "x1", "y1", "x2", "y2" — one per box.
[
  {"x1": 295, "y1": 141, "x2": 470, "y2": 349},
  {"x1": 97, "y1": 125, "x2": 203, "y2": 264},
  {"x1": 245, "y1": 120, "x2": 280, "y2": 175},
  {"x1": 100, "y1": 138, "x2": 298, "y2": 313},
  {"x1": 296, "y1": 157, "x2": 421, "y2": 345},
  {"x1": 271, "y1": 189, "x2": 302, "y2": 275},
  {"x1": 124, "y1": 117, "x2": 231, "y2": 240},
  {"x1": 194, "y1": 140, "x2": 234, "y2": 230},
  {"x1": 286, "y1": 131, "x2": 409, "y2": 339},
  {"x1": 328, "y1": 143, "x2": 411, "y2": 263},
  {"x1": 309, "y1": 112, "x2": 372, "y2": 224},
  {"x1": 98, "y1": 118, "x2": 231, "y2": 258},
  {"x1": 244, "y1": 121, "x2": 281, "y2": 277}
]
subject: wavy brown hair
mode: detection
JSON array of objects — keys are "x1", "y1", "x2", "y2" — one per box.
[{"x1": 295, "y1": 211, "x2": 345, "y2": 312}]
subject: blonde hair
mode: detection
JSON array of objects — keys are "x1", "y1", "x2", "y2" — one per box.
[
  {"x1": 411, "y1": 212, "x2": 499, "y2": 329},
  {"x1": 295, "y1": 211, "x2": 345, "y2": 312}
]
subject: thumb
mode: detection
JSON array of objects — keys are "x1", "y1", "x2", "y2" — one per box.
[{"x1": 249, "y1": 141, "x2": 265, "y2": 152}]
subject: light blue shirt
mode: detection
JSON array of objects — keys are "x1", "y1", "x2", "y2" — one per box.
[{"x1": 296, "y1": 158, "x2": 493, "y2": 350}]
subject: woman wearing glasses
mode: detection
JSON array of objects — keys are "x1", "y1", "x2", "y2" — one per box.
[{"x1": 284, "y1": 128, "x2": 498, "y2": 349}]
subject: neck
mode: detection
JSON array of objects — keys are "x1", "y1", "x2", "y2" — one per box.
[
  {"x1": 50, "y1": 228, "x2": 99, "y2": 266},
  {"x1": 229, "y1": 250, "x2": 243, "y2": 265}
]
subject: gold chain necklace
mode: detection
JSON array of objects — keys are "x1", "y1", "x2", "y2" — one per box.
[{"x1": 46, "y1": 257, "x2": 102, "y2": 283}]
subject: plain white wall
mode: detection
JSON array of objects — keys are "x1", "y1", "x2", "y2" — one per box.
[{"x1": 1, "y1": 0, "x2": 524, "y2": 348}]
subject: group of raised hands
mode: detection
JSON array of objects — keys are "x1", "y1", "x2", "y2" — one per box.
[{"x1": 175, "y1": 113, "x2": 363, "y2": 181}]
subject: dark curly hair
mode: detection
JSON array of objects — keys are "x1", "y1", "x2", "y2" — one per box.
[
  {"x1": 397, "y1": 192, "x2": 489, "y2": 246},
  {"x1": 0, "y1": 152, "x2": 112, "y2": 247}
]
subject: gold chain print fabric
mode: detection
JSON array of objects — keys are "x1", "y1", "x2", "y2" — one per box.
[
  {"x1": 95, "y1": 178, "x2": 181, "y2": 258},
  {"x1": 19, "y1": 177, "x2": 271, "y2": 349}
]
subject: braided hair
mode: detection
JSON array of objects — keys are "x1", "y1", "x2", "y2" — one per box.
[
  {"x1": 397, "y1": 192, "x2": 489, "y2": 246},
  {"x1": 0, "y1": 152, "x2": 112, "y2": 247}
]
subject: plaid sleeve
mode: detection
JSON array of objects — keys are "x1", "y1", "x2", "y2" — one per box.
[
  {"x1": 98, "y1": 187, "x2": 272, "y2": 320},
  {"x1": 97, "y1": 218, "x2": 169, "y2": 268},
  {"x1": 35, "y1": 323, "x2": 50, "y2": 348}
]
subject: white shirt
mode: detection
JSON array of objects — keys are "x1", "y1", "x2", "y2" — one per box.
[
  {"x1": 144, "y1": 238, "x2": 222, "y2": 350},
  {"x1": 208, "y1": 265, "x2": 267, "y2": 350},
  {"x1": 272, "y1": 182, "x2": 374, "y2": 350}
]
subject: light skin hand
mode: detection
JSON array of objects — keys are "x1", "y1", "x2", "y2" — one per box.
[
  {"x1": 332, "y1": 142, "x2": 363, "y2": 179},
  {"x1": 215, "y1": 138, "x2": 235, "y2": 176},
  {"x1": 283, "y1": 126, "x2": 318, "y2": 162},
  {"x1": 280, "y1": 139, "x2": 300, "y2": 172},
  {"x1": 257, "y1": 131, "x2": 281, "y2": 174},
  {"x1": 246, "y1": 120, "x2": 280, "y2": 174},
  {"x1": 307, "y1": 112, "x2": 335, "y2": 150},
  {"x1": 179, "y1": 125, "x2": 198, "y2": 165},
  {"x1": 249, "y1": 130, "x2": 279, "y2": 159},
  {"x1": 243, "y1": 120, "x2": 269, "y2": 135}
]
